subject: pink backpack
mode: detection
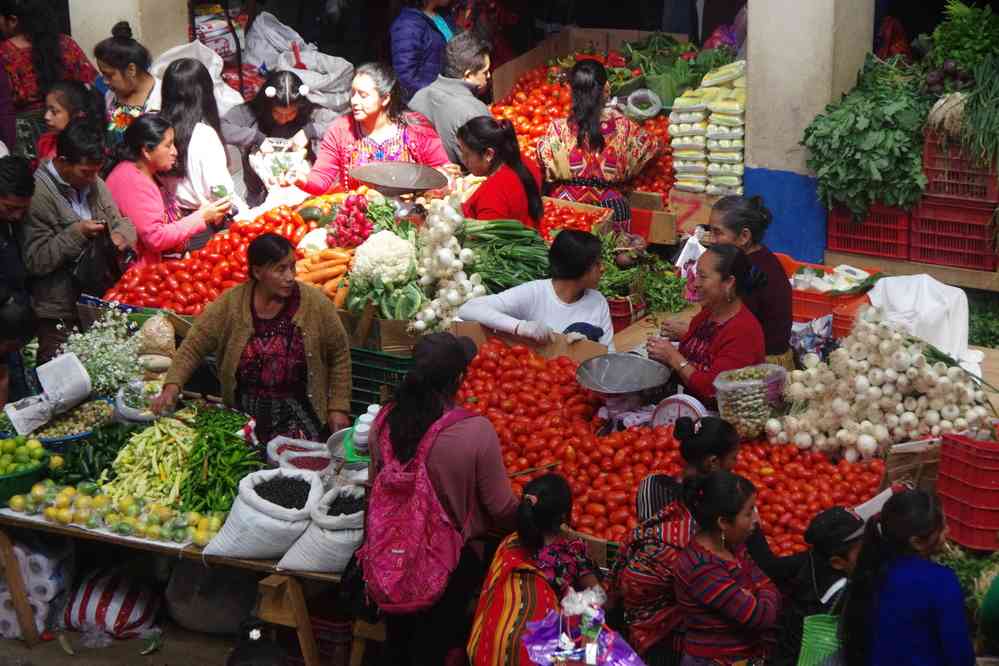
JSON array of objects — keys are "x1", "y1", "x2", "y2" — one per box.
[{"x1": 358, "y1": 406, "x2": 476, "y2": 614}]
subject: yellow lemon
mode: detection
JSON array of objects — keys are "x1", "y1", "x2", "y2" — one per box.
[
  {"x1": 208, "y1": 516, "x2": 223, "y2": 532},
  {"x1": 186, "y1": 512, "x2": 203, "y2": 526},
  {"x1": 118, "y1": 496, "x2": 135, "y2": 513},
  {"x1": 74, "y1": 495, "x2": 93, "y2": 511},
  {"x1": 60, "y1": 487, "x2": 77, "y2": 498},
  {"x1": 196, "y1": 517, "x2": 211, "y2": 533},
  {"x1": 193, "y1": 530, "x2": 211, "y2": 547},
  {"x1": 73, "y1": 508, "x2": 92, "y2": 525},
  {"x1": 53, "y1": 494, "x2": 71, "y2": 510},
  {"x1": 156, "y1": 507, "x2": 173, "y2": 523},
  {"x1": 30, "y1": 483, "x2": 47, "y2": 500},
  {"x1": 7, "y1": 495, "x2": 26, "y2": 512},
  {"x1": 145, "y1": 525, "x2": 161, "y2": 541},
  {"x1": 91, "y1": 496, "x2": 109, "y2": 511},
  {"x1": 43, "y1": 507, "x2": 58, "y2": 522},
  {"x1": 56, "y1": 508, "x2": 73, "y2": 525}
]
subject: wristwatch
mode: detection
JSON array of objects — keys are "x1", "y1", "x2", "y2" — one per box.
[{"x1": 677, "y1": 359, "x2": 690, "y2": 371}]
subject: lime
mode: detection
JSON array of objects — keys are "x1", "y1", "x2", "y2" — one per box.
[
  {"x1": 7, "y1": 495, "x2": 26, "y2": 512},
  {"x1": 86, "y1": 515, "x2": 100, "y2": 529},
  {"x1": 29, "y1": 448, "x2": 44, "y2": 461},
  {"x1": 26, "y1": 439, "x2": 41, "y2": 450},
  {"x1": 13, "y1": 450, "x2": 28, "y2": 464},
  {"x1": 208, "y1": 516, "x2": 223, "y2": 532},
  {"x1": 1, "y1": 440, "x2": 15, "y2": 455},
  {"x1": 48, "y1": 455, "x2": 65, "y2": 471}
]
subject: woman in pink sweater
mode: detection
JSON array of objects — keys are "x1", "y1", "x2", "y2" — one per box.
[{"x1": 106, "y1": 113, "x2": 229, "y2": 267}]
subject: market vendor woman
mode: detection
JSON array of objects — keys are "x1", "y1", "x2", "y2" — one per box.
[
  {"x1": 648, "y1": 244, "x2": 765, "y2": 408},
  {"x1": 151, "y1": 233, "x2": 353, "y2": 442},
  {"x1": 297, "y1": 62, "x2": 453, "y2": 195},
  {"x1": 708, "y1": 195, "x2": 793, "y2": 368}
]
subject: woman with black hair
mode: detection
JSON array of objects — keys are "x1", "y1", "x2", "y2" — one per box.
[
  {"x1": 457, "y1": 116, "x2": 542, "y2": 229},
  {"x1": 610, "y1": 417, "x2": 741, "y2": 666},
  {"x1": 707, "y1": 195, "x2": 792, "y2": 367},
  {"x1": 106, "y1": 114, "x2": 231, "y2": 268},
  {"x1": 0, "y1": 0, "x2": 96, "y2": 160},
  {"x1": 299, "y1": 62, "x2": 451, "y2": 195},
  {"x1": 675, "y1": 470, "x2": 779, "y2": 664},
  {"x1": 367, "y1": 331, "x2": 517, "y2": 665},
  {"x1": 93, "y1": 22, "x2": 160, "y2": 144},
  {"x1": 160, "y1": 58, "x2": 244, "y2": 228},
  {"x1": 841, "y1": 489, "x2": 973, "y2": 666},
  {"x1": 37, "y1": 81, "x2": 106, "y2": 165},
  {"x1": 648, "y1": 244, "x2": 765, "y2": 408},
  {"x1": 457, "y1": 228, "x2": 614, "y2": 347},
  {"x1": 536, "y1": 59, "x2": 658, "y2": 230},
  {"x1": 152, "y1": 232, "x2": 353, "y2": 443},
  {"x1": 222, "y1": 70, "x2": 337, "y2": 207}
]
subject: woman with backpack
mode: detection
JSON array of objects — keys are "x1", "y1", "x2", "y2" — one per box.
[{"x1": 363, "y1": 332, "x2": 518, "y2": 665}]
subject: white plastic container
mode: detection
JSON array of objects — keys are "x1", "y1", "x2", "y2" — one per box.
[
  {"x1": 366, "y1": 404, "x2": 381, "y2": 416},
  {"x1": 353, "y1": 423, "x2": 371, "y2": 450},
  {"x1": 357, "y1": 414, "x2": 374, "y2": 427}
]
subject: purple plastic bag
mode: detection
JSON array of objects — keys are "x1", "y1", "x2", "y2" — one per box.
[{"x1": 521, "y1": 611, "x2": 648, "y2": 665}]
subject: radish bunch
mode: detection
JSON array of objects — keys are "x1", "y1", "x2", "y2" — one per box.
[{"x1": 327, "y1": 195, "x2": 374, "y2": 248}]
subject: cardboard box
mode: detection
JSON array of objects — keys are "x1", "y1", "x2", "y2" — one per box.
[
  {"x1": 492, "y1": 27, "x2": 687, "y2": 101},
  {"x1": 451, "y1": 321, "x2": 607, "y2": 364},
  {"x1": 337, "y1": 310, "x2": 419, "y2": 357},
  {"x1": 668, "y1": 190, "x2": 721, "y2": 236},
  {"x1": 628, "y1": 191, "x2": 676, "y2": 244}
]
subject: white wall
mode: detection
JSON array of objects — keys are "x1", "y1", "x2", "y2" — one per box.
[
  {"x1": 69, "y1": 0, "x2": 188, "y2": 63},
  {"x1": 745, "y1": 0, "x2": 874, "y2": 174}
]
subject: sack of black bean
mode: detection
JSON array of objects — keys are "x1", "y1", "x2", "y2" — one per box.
[
  {"x1": 277, "y1": 485, "x2": 365, "y2": 573},
  {"x1": 203, "y1": 468, "x2": 323, "y2": 559}
]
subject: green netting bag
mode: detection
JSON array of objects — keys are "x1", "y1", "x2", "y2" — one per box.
[{"x1": 797, "y1": 613, "x2": 845, "y2": 666}]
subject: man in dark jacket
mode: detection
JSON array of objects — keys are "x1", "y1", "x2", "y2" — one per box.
[
  {"x1": 390, "y1": 0, "x2": 456, "y2": 101},
  {"x1": 0, "y1": 156, "x2": 35, "y2": 406},
  {"x1": 409, "y1": 32, "x2": 491, "y2": 165}
]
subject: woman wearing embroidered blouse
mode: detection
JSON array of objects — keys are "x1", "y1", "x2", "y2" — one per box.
[
  {"x1": 298, "y1": 62, "x2": 452, "y2": 196},
  {"x1": 0, "y1": 0, "x2": 96, "y2": 160},
  {"x1": 160, "y1": 58, "x2": 245, "y2": 245},
  {"x1": 93, "y1": 22, "x2": 160, "y2": 145},
  {"x1": 106, "y1": 114, "x2": 231, "y2": 268},
  {"x1": 674, "y1": 471, "x2": 779, "y2": 665}
]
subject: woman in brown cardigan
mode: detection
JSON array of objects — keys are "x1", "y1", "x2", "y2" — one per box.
[{"x1": 151, "y1": 233, "x2": 353, "y2": 442}]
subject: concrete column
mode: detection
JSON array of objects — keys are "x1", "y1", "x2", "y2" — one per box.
[
  {"x1": 70, "y1": 0, "x2": 189, "y2": 62},
  {"x1": 743, "y1": 0, "x2": 874, "y2": 262}
]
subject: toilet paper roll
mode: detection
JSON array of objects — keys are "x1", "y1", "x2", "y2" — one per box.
[
  {"x1": 26, "y1": 571, "x2": 64, "y2": 602},
  {"x1": 26, "y1": 553, "x2": 62, "y2": 580},
  {"x1": 0, "y1": 592, "x2": 47, "y2": 637}
]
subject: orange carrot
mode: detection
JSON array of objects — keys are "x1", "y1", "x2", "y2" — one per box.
[
  {"x1": 334, "y1": 280, "x2": 350, "y2": 309},
  {"x1": 300, "y1": 264, "x2": 347, "y2": 284}
]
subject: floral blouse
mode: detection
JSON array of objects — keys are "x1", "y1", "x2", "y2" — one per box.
[
  {"x1": 0, "y1": 35, "x2": 96, "y2": 111},
  {"x1": 533, "y1": 535, "x2": 598, "y2": 598},
  {"x1": 105, "y1": 77, "x2": 162, "y2": 144}
]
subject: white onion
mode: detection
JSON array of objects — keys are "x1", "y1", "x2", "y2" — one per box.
[
  {"x1": 794, "y1": 432, "x2": 813, "y2": 449},
  {"x1": 857, "y1": 434, "x2": 878, "y2": 458},
  {"x1": 844, "y1": 447, "x2": 860, "y2": 463}
]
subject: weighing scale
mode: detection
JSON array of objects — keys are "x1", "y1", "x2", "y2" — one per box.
[
  {"x1": 652, "y1": 393, "x2": 711, "y2": 426},
  {"x1": 349, "y1": 161, "x2": 448, "y2": 217}
]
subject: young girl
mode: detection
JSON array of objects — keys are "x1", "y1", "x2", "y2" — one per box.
[
  {"x1": 36, "y1": 80, "x2": 104, "y2": 164},
  {"x1": 221, "y1": 70, "x2": 336, "y2": 207},
  {"x1": 841, "y1": 489, "x2": 973, "y2": 666},
  {"x1": 518, "y1": 473, "x2": 600, "y2": 598}
]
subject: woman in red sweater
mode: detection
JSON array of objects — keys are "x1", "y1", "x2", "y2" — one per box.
[
  {"x1": 648, "y1": 244, "x2": 765, "y2": 408},
  {"x1": 456, "y1": 116, "x2": 542, "y2": 229}
]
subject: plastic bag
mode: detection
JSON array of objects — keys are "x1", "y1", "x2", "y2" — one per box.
[
  {"x1": 275, "y1": 50, "x2": 354, "y2": 113},
  {"x1": 674, "y1": 160, "x2": 708, "y2": 174},
  {"x1": 204, "y1": 469, "x2": 323, "y2": 559},
  {"x1": 277, "y1": 485, "x2": 365, "y2": 573},
  {"x1": 676, "y1": 235, "x2": 705, "y2": 302},
  {"x1": 710, "y1": 112, "x2": 745, "y2": 128},
  {"x1": 137, "y1": 315, "x2": 175, "y2": 357},
  {"x1": 707, "y1": 138, "x2": 744, "y2": 151},
  {"x1": 706, "y1": 183, "x2": 744, "y2": 196},
  {"x1": 151, "y1": 41, "x2": 244, "y2": 116},
  {"x1": 623, "y1": 89, "x2": 662, "y2": 121},
  {"x1": 674, "y1": 149, "x2": 708, "y2": 161},
  {"x1": 708, "y1": 150, "x2": 744, "y2": 164},
  {"x1": 707, "y1": 88, "x2": 746, "y2": 115},
  {"x1": 670, "y1": 122, "x2": 707, "y2": 137},
  {"x1": 669, "y1": 110, "x2": 706, "y2": 124},
  {"x1": 707, "y1": 125, "x2": 745, "y2": 141},
  {"x1": 244, "y1": 11, "x2": 317, "y2": 71},
  {"x1": 701, "y1": 60, "x2": 746, "y2": 88},
  {"x1": 671, "y1": 137, "x2": 706, "y2": 150},
  {"x1": 713, "y1": 364, "x2": 787, "y2": 439},
  {"x1": 248, "y1": 134, "x2": 311, "y2": 190},
  {"x1": 709, "y1": 175, "x2": 743, "y2": 188},
  {"x1": 707, "y1": 162, "x2": 744, "y2": 176},
  {"x1": 64, "y1": 569, "x2": 160, "y2": 638},
  {"x1": 673, "y1": 180, "x2": 706, "y2": 193}
]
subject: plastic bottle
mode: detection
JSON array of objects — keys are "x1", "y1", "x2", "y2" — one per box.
[
  {"x1": 354, "y1": 423, "x2": 371, "y2": 451},
  {"x1": 366, "y1": 404, "x2": 381, "y2": 416}
]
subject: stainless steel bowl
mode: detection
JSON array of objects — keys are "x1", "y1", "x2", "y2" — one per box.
[
  {"x1": 576, "y1": 353, "x2": 671, "y2": 395},
  {"x1": 349, "y1": 161, "x2": 448, "y2": 197}
]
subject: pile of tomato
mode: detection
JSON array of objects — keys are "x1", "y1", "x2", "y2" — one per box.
[
  {"x1": 539, "y1": 199, "x2": 606, "y2": 242},
  {"x1": 629, "y1": 116, "x2": 675, "y2": 203},
  {"x1": 491, "y1": 66, "x2": 570, "y2": 161},
  {"x1": 458, "y1": 339, "x2": 886, "y2": 554},
  {"x1": 104, "y1": 206, "x2": 314, "y2": 315}
]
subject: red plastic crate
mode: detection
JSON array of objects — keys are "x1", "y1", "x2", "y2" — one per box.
[
  {"x1": 609, "y1": 294, "x2": 647, "y2": 333},
  {"x1": 923, "y1": 131, "x2": 999, "y2": 205},
  {"x1": 775, "y1": 253, "x2": 879, "y2": 324},
  {"x1": 832, "y1": 294, "x2": 870, "y2": 339},
  {"x1": 937, "y1": 434, "x2": 999, "y2": 551},
  {"x1": 826, "y1": 205, "x2": 910, "y2": 260},
  {"x1": 910, "y1": 198, "x2": 998, "y2": 271}
]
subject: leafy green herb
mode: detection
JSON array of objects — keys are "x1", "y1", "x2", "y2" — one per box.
[
  {"x1": 803, "y1": 55, "x2": 931, "y2": 218},
  {"x1": 642, "y1": 259, "x2": 687, "y2": 314},
  {"x1": 969, "y1": 289, "x2": 999, "y2": 349},
  {"x1": 931, "y1": 0, "x2": 999, "y2": 72},
  {"x1": 936, "y1": 542, "x2": 999, "y2": 613},
  {"x1": 960, "y1": 55, "x2": 999, "y2": 168}
]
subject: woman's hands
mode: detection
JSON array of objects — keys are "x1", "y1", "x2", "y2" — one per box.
[
  {"x1": 150, "y1": 383, "x2": 181, "y2": 415},
  {"x1": 647, "y1": 336, "x2": 686, "y2": 371},
  {"x1": 659, "y1": 319, "x2": 687, "y2": 341},
  {"x1": 199, "y1": 197, "x2": 233, "y2": 226}
]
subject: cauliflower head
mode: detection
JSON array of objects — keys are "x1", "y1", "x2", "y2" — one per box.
[{"x1": 351, "y1": 230, "x2": 416, "y2": 285}]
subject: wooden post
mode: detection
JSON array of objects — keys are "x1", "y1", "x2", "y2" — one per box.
[
  {"x1": 256, "y1": 575, "x2": 320, "y2": 666},
  {"x1": 0, "y1": 530, "x2": 39, "y2": 646}
]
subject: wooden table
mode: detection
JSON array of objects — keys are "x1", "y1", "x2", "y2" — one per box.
[{"x1": 0, "y1": 512, "x2": 380, "y2": 666}]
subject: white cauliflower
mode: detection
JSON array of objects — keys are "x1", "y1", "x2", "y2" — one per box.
[{"x1": 351, "y1": 230, "x2": 416, "y2": 285}]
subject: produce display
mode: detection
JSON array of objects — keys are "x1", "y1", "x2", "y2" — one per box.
[
  {"x1": 539, "y1": 200, "x2": 606, "y2": 243},
  {"x1": 327, "y1": 193, "x2": 375, "y2": 248},
  {"x1": 929, "y1": 0, "x2": 999, "y2": 75},
  {"x1": 628, "y1": 116, "x2": 673, "y2": 200},
  {"x1": 33, "y1": 400, "x2": 114, "y2": 440},
  {"x1": 255, "y1": 476, "x2": 311, "y2": 509},
  {"x1": 98, "y1": 418, "x2": 198, "y2": 509},
  {"x1": 295, "y1": 247, "x2": 353, "y2": 306},
  {"x1": 458, "y1": 338, "x2": 884, "y2": 553},
  {"x1": 346, "y1": 230, "x2": 423, "y2": 321},
  {"x1": 60, "y1": 308, "x2": 141, "y2": 396},
  {"x1": 491, "y1": 66, "x2": 570, "y2": 161},
  {"x1": 803, "y1": 55, "x2": 931, "y2": 218},
  {"x1": 597, "y1": 231, "x2": 687, "y2": 314},
  {"x1": 462, "y1": 219, "x2": 549, "y2": 294},
  {"x1": 179, "y1": 423, "x2": 263, "y2": 514},
  {"x1": 327, "y1": 494, "x2": 365, "y2": 516},
  {"x1": 0, "y1": 436, "x2": 52, "y2": 476},
  {"x1": 49, "y1": 423, "x2": 139, "y2": 486},
  {"x1": 768, "y1": 307, "x2": 995, "y2": 460},
  {"x1": 104, "y1": 205, "x2": 314, "y2": 315}
]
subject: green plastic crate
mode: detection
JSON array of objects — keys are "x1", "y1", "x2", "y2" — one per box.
[
  {"x1": 0, "y1": 461, "x2": 48, "y2": 505},
  {"x1": 350, "y1": 348, "x2": 413, "y2": 416}
]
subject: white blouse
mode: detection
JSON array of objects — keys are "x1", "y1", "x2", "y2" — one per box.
[{"x1": 166, "y1": 122, "x2": 246, "y2": 214}]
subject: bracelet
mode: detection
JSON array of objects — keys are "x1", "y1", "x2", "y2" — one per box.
[{"x1": 677, "y1": 359, "x2": 690, "y2": 371}]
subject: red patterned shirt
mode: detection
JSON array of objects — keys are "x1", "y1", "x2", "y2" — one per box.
[{"x1": 0, "y1": 35, "x2": 97, "y2": 111}]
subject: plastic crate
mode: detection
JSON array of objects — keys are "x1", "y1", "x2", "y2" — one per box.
[
  {"x1": 923, "y1": 132, "x2": 999, "y2": 204},
  {"x1": 350, "y1": 348, "x2": 413, "y2": 416},
  {"x1": 826, "y1": 205, "x2": 910, "y2": 260},
  {"x1": 910, "y1": 198, "x2": 998, "y2": 271},
  {"x1": 937, "y1": 434, "x2": 999, "y2": 551},
  {"x1": 608, "y1": 294, "x2": 647, "y2": 333},
  {"x1": 775, "y1": 253, "x2": 879, "y2": 324},
  {"x1": 832, "y1": 294, "x2": 870, "y2": 339}
]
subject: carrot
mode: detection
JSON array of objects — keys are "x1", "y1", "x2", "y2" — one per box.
[
  {"x1": 323, "y1": 276, "x2": 343, "y2": 297},
  {"x1": 295, "y1": 259, "x2": 312, "y2": 274},
  {"x1": 334, "y1": 280, "x2": 350, "y2": 309},
  {"x1": 300, "y1": 264, "x2": 347, "y2": 284},
  {"x1": 307, "y1": 257, "x2": 350, "y2": 273},
  {"x1": 319, "y1": 248, "x2": 353, "y2": 261}
]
